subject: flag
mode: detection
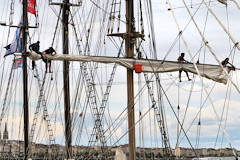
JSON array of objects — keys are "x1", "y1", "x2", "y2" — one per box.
[
  {"x1": 13, "y1": 58, "x2": 23, "y2": 69},
  {"x1": 4, "y1": 22, "x2": 22, "y2": 57},
  {"x1": 28, "y1": 0, "x2": 36, "y2": 15},
  {"x1": 4, "y1": 44, "x2": 12, "y2": 57}
]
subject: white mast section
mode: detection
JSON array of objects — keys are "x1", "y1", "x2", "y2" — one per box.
[{"x1": 26, "y1": 51, "x2": 233, "y2": 84}]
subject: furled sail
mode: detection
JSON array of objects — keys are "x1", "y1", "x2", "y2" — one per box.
[{"x1": 27, "y1": 51, "x2": 232, "y2": 84}]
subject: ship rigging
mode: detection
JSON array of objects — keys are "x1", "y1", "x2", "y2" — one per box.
[{"x1": 0, "y1": 0, "x2": 239, "y2": 159}]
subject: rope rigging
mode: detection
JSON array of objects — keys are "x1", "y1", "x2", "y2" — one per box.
[
  {"x1": 0, "y1": 59, "x2": 15, "y2": 137},
  {"x1": 164, "y1": 1, "x2": 239, "y2": 157},
  {"x1": 85, "y1": 41, "x2": 124, "y2": 158},
  {"x1": 214, "y1": 81, "x2": 231, "y2": 148},
  {"x1": 29, "y1": 68, "x2": 55, "y2": 146},
  {"x1": 108, "y1": 0, "x2": 121, "y2": 33},
  {"x1": 220, "y1": 84, "x2": 233, "y2": 148},
  {"x1": 51, "y1": 6, "x2": 62, "y2": 48},
  {"x1": 176, "y1": 77, "x2": 196, "y2": 147},
  {"x1": 144, "y1": 73, "x2": 173, "y2": 157},
  {"x1": 0, "y1": 0, "x2": 240, "y2": 159}
]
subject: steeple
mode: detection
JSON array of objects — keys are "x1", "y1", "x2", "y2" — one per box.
[{"x1": 3, "y1": 123, "x2": 8, "y2": 140}]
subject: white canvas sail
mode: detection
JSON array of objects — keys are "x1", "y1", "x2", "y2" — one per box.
[{"x1": 27, "y1": 51, "x2": 231, "y2": 84}]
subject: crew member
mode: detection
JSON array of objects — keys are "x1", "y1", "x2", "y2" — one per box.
[
  {"x1": 42, "y1": 47, "x2": 56, "y2": 73},
  {"x1": 29, "y1": 41, "x2": 40, "y2": 70},
  {"x1": 177, "y1": 53, "x2": 191, "y2": 82}
]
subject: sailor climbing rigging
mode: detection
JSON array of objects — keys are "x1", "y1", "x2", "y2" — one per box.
[
  {"x1": 42, "y1": 47, "x2": 56, "y2": 73},
  {"x1": 29, "y1": 41, "x2": 40, "y2": 70},
  {"x1": 177, "y1": 52, "x2": 191, "y2": 82}
]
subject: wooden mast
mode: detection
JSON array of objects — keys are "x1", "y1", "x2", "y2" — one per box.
[
  {"x1": 62, "y1": 0, "x2": 72, "y2": 158},
  {"x1": 22, "y1": 0, "x2": 29, "y2": 159},
  {"x1": 126, "y1": 0, "x2": 136, "y2": 159},
  {"x1": 50, "y1": 0, "x2": 81, "y2": 158}
]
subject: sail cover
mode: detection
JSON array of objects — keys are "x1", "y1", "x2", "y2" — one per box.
[{"x1": 28, "y1": 51, "x2": 231, "y2": 84}]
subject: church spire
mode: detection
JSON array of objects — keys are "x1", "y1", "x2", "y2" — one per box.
[{"x1": 3, "y1": 123, "x2": 8, "y2": 140}]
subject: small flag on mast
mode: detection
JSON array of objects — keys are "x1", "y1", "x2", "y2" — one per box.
[
  {"x1": 13, "y1": 58, "x2": 23, "y2": 69},
  {"x1": 19, "y1": 0, "x2": 36, "y2": 15},
  {"x1": 4, "y1": 21, "x2": 22, "y2": 57},
  {"x1": 27, "y1": 0, "x2": 36, "y2": 15}
]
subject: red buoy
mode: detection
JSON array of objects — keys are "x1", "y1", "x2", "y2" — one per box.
[{"x1": 133, "y1": 64, "x2": 142, "y2": 73}]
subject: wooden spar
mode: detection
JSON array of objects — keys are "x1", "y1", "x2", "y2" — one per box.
[
  {"x1": 126, "y1": 0, "x2": 136, "y2": 159},
  {"x1": 22, "y1": 0, "x2": 29, "y2": 159},
  {"x1": 62, "y1": 0, "x2": 72, "y2": 158}
]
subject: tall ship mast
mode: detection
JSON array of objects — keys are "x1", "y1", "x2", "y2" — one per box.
[
  {"x1": 0, "y1": 0, "x2": 240, "y2": 159},
  {"x1": 22, "y1": 0, "x2": 29, "y2": 159}
]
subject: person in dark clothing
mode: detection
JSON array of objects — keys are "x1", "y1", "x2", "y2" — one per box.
[
  {"x1": 29, "y1": 41, "x2": 40, "y2": 70},
  {"x1": 42, "y1": 47, "x2": 56, "y2": 73},
  {"x1": 177, "y1": 53, "x2": 191, "y2": 82},
  {"x1": 29, "y1": 41, "x2": 40, "y2": 53},
  {"x1": 221, "y1": 58, "x2": 236, "y2": 70}
]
